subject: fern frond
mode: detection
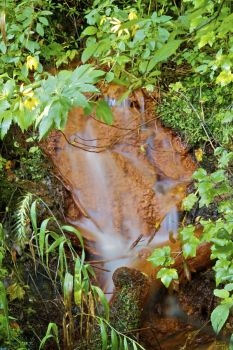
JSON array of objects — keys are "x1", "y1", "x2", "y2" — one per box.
[{"x1": 13, "y1": 193, "x2": 33, "y2": 246}]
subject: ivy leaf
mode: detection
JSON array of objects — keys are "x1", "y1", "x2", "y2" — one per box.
[
  {"x1": 216, "y1": 70, "x2": 233, "y2": 86},
  {"x1": 211, "y1": 303, "x2": 231, "y2": 334},
  {"x1": 192, "y1": 168, "x2": 207, "y2": 180},
  {"x1": 95, "y1": 100, "x2": 113, "y2": 124},
  {"x1": 182, "y1": 193, "x2": 198, "y2": 211},
  {"x1": 156, "y1": 268, "x2": 178, "y2": 288},
  {"x1": 182, "y1": 239, "x2": 199, "y2": 258},
  {"x1": 147, "y1": 246, "x2": 174, "y2": 267}
]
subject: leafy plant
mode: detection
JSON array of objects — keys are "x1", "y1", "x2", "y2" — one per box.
[
  {"x1": 148, "y1": 146, "x2": 233, "y2": 340},
  {"x1": 0, "y1": 224, "x2": 28, "y2": 349},
  {"x1": 11, "y1": 194, "x2": 145, "y2": 349}
]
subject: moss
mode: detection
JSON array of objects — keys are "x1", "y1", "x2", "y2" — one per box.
[{"x1": 110, "y1": 267, "x2": 150, "y2": 332}]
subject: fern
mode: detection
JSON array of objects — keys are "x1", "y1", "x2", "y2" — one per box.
[{"x1": 13, "y1": 193, "x2": 33, "y2": 246}]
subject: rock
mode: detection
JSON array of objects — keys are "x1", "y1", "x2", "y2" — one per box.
[{"x1": 110, "y1": 267, "x2": 150, "y2": 332}]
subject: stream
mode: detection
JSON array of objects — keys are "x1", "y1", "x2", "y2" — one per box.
[{"x1": 47, "y1": 85, "x2": 217, "y2": 349}]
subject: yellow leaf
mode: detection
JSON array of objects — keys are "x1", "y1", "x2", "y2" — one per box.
[
  {"x1": 216, "y1": 70, "x2": 233, "y2": 86},
  {"x1": 195, "y1": 148, "x2": 203, "y2": 162},
  {"x1": 26, "y1": 56, "x2": 39, "y2": 71},
  {"x1": 100, "y1": 15, "x2": 107, "y2": 25},
  {"x1": 23, "y1": 97, "x2": 39, "y2": 111},
  {"x1": 7, "y1": 283, "x2": 25, "y2": 301},
  {"x1": 128, "y1": 10, "x2": 137, "y2": 21}
]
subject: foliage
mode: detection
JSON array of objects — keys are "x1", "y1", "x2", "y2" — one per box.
[
  {"x1": 0, "y1": 0, "x2": 233, "y2": 348},
  {"x1": 158, "y1": 81, "x2": 233, "y2": 146},
  {"x1": 81, "y1": 0, "x2": 233, "y2": 89},
  {"x1": 0, "y1": 194, "x2": 145, "y2": 349},
  {"x1": 0, "y1": 224, "x2": 28, "y2": 349},
  {"x1": 0, "y1": 0, "x2": 113, "y2": 142},
  {"x1": 0, "y1": 64, "x2": 112, "y2": 140},
  {"x1": 81, "y1": 0, "x2": 182, "y2": 90},
  {"x1": 13, "y1": 193, "x2": 33, "y2": 246},
  {"x1": 148, "y1": 146, "x2": 233, "y2": 339},
  {"x1": 80, "y1": 0, "x2": 233, "y2": 147}
]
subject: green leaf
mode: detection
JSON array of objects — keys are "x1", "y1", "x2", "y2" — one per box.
[
  {"x1": 84, "y1": 101, "x2": 95, "y2": 116},
  {"x1": 99, "y1": 319, "x2": 108, "y2": 350},
  {"x1": 216, "y1": 70, "x2": 233, "y2": 87},
  {"x1": 111, "y1": 329, "x2": 118, "y2": 350},
  {"x1": 30, "y1": 200, "x2": 38, "y2": 236},
  {"x1": 92, "y1": 285, "x2": 109, "y2": 321},
  {"x1": 39, "y1": 17, "x2": 49, "y2": 26},
  {"x1": 36, "y1": 22, "x2": 44, "y2": 36},
  {"x1": 81, "y1": 43, "x2": 98, "y2": 63},
  {"x1": 61, "y1": 225, "x2": 83, "y2": 248},
  {"x1": 15, "y1": 110, "x2": 32, "y2": 132},
  {"x1": 192, "y1": 168, "x2": 207, "y2": 180},
  {"x1": 214, "y1": 289, "x2": 229, "y2": 299},
  {"x1": 147, "y1": 40, "x2": 182, "y2": 72},
  {"x1": 39, "y1": 323, "x2": 59, "y2": 350},
  {"x1": 2, "y1": 80, "x2": 15, "y2": 97},
  {"x1": 63, "y1": 272, "x2": 73, "y2": 300},
  {"x1": 82, "y1": 26, "x2": 97, "y2": 36},
  {"x1": 225, "y1": 284, "x2": 233, "y2": 292},
  {"x1": 96, "y1": 100, "x2": 113, "y2": 125},
  {"x1": 123, "y1": 338, "x2": 129, "y2": 350},
  {"x1": 148, "y1": 246, "x2": 174, "y2": 267},
  {"x1": 0, "y1": 111, "x2": 12, "y2": 139},
  {"x1": 157, "y1": 268, "x2": 178, "y2": 288},
  {"x1": 105, "y1": 71, "x2": 114, "y2": 83},
  {"x1": 46, "y1": 236, "x2": 66, "y2": 253},
  {"x1": 0, "y1": 100, "x2": 10, "y2": 114},
  {"x1": 182, "y1": 193, "x2": 198, "y2": 211},
  {"x1": 39, "y1": 218, "x2": 51, "y2": 259},
  {"x1": 211, "y1": 303, "x2": 231, "y2": 334},
  {"x1": 182, "y1": 240, "x2": 199, "y2": 258},
  {"x1": 230, "y1": 334, "x2": 233, "y2": 350},
  {"x1": 38, "y1": 115, "x2": 54, "y2": 140}
]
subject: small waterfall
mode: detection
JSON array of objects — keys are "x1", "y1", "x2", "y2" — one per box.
[{"x1": 51, "y1": 85, "x2": 195, "y2": 292}]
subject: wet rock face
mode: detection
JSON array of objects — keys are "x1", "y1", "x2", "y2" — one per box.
[
  {"x1": 140, "y1": 270, "x2": 219, "y2": 350},
  {"x1": 46, "y1": 84, "x2": 197, "y2": 292},
  {"x1": 110, "y1": 267, "x2": 150, "y2": 332}
]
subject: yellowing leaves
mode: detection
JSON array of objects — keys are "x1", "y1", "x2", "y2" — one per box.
[
  {"x1": 26, "y1": 56, "x2": 39, "y2": 71},
  {"x1": 23, "y1": 97, "x2": 39, "y2": 111},
  {"x1": 216, "y1": 70, "x2": 233, "y2": 86},
  {"x1": 128, "y1": 10, "x2": 137, "y2": 21},
  {"x1": 198, "y1": 32, "x2": 215, "y2": 48},
  {"x1": 7, "y1": 283, "x2": 25, "y2": 301},
  {"x1": 110, "y1": 18, "x2": 129, "y2": 36},
  {"x1": 195, "y1": 148, "x2": 203, "y2": 162}
]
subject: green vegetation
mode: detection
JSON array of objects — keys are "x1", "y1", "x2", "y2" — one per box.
[{"x1": 0, "y1": 0, "x2": 233, "y2": 349}]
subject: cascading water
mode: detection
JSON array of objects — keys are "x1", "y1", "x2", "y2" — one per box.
[{"x1": 48, "y1": 85, "x2": 195, "y2": 292}]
